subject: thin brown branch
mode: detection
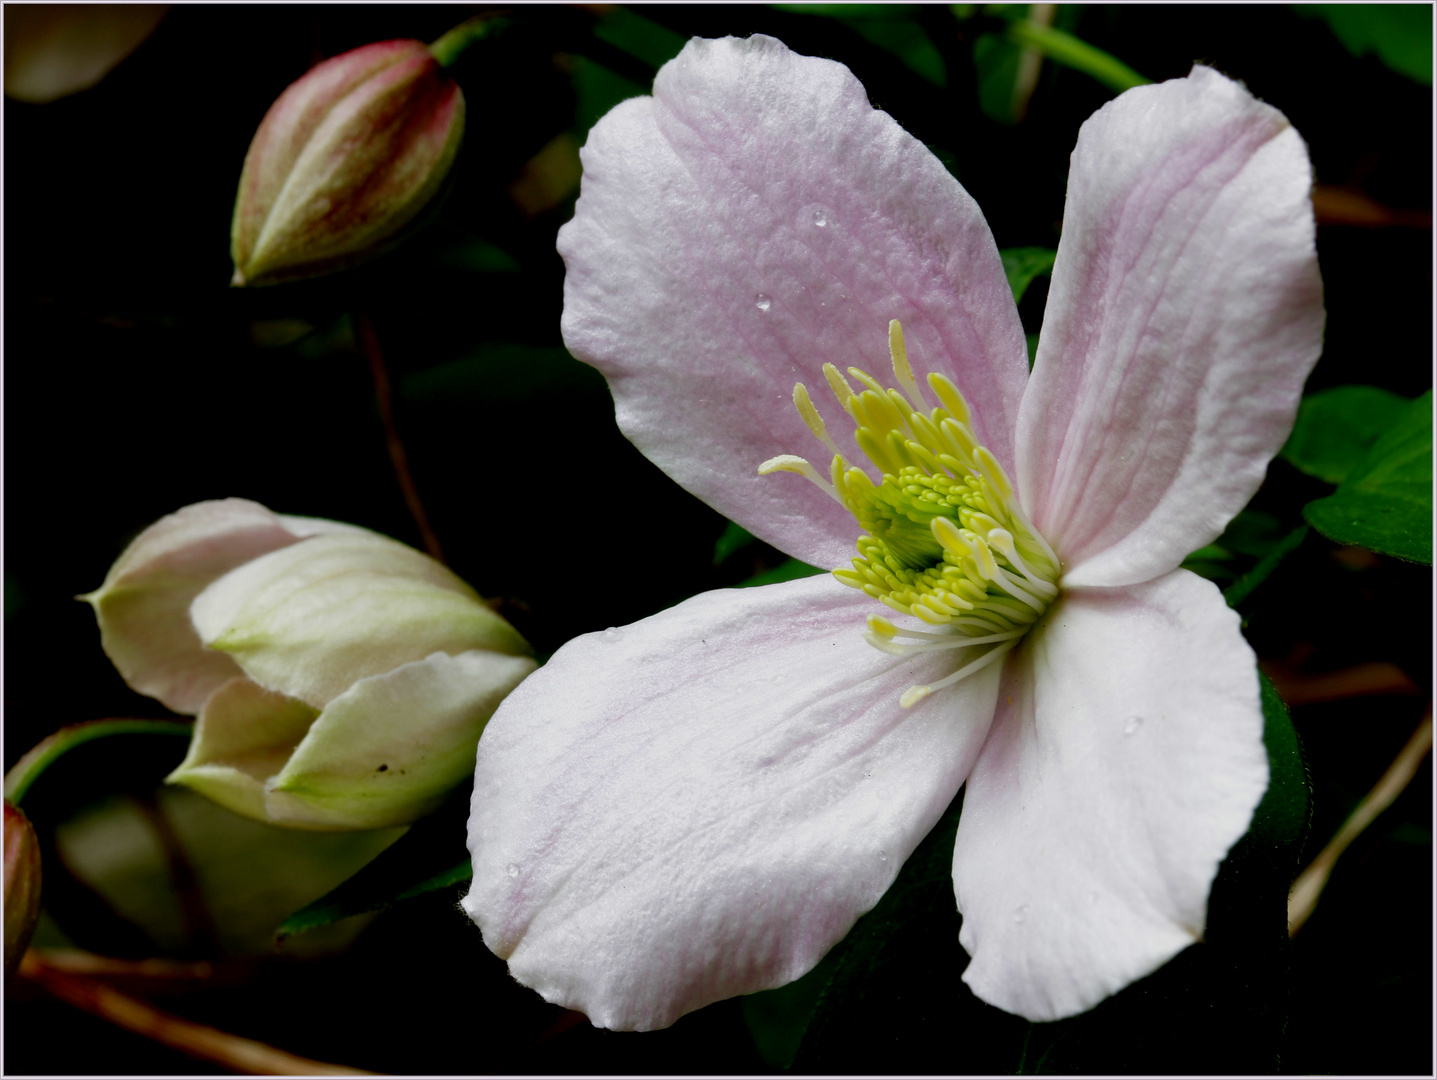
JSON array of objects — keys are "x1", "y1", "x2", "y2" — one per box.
[
  {"x1": 354, "y1": 310, "x2": 446, "y2": 564},
  {"x1": 1259, "y1": 658, "x2": 1419, "y2": 707},
  {"x1": 1288, "y1": 706, "x2": 1433, "y2": 936},
  {"x1": 19, "y1": 950, "x2": 378, "y2": 1075}
]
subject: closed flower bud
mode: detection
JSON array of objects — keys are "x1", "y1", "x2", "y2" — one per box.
[
  {"x1": 230, "y1": 39, "x2": 464, "y2": 287},
  {"x1": 83, "y1": 500, "x2": 535, "y2": 831},
  {"x1": 5, "y1": 803, "x2": 42, "y2": 981}
]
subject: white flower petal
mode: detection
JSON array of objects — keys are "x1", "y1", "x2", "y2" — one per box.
[
  {"x1": 952, "y1": 570, "x2": 1269, "y2": 1021},
  {"x1": 1017, "y1": 66, "x2": 1323, "y2": 587},
  {"x1": 463, "y1": 574, "x2": 1002, "y2": 1030},
  {"x1": 559, "y1": 34, "x2": 1029, "y2": 569}
]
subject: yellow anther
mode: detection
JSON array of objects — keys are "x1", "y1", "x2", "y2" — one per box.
[
  {"x1": 928, "y1": 372, "x2": 971, "y2": 427},
  {"x1": 824, "y1": 363, "x2": 857, "y2": 412},
  {"x1": 888, "y1": 320, "x2": 927, "y2": 407},
  {"x1": 931, "y1": 515, "x2": 971, "y2": 555},
  {"x1": 900, "y1": 684, "x2": 932, "y2": 708},
  {"x1": 975, "y1": 446, "x2": 1015, "y2": 502},
  {"x1": 866, "y1": 613, "x2": 899, "y2": 639},
  {"x1": 758, "y1": 454, "x2": 838, "y2": 501},
  {"x1": 968, "y1": 534, "x2": 1001, "y2": 580},
  {"x1": 793, "y1": 382, "x2": 842, "y2": 461}
]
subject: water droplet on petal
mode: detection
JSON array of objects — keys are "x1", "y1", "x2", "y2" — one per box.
[
  {"x1": 878, "y1": 850, "x2": 888, "y2": 862},
  {"x1": 1013, "y1": 904, "x2": 1030, "y2": 924},
  {"x1": 603, "y1": 627, "x2": 624, "y2": 642},
  {"x1": 506, "y1": 863, "x2": 520, "y2": 878},
  {"x1": 754, "y1": 293, "x2": 771, "y2": 311},
  {"x1": 812, "y1": 208, "x2": 828, "y2": 227},
  {"x1": 1123, "y1": 716, "x2": 1143, "y2": 736}
]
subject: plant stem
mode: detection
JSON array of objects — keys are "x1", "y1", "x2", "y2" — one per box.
[
  {"x1": 4, "y1": 719, "x2": 192, "y2": 805},
  {"x1": 1004, "y1": 19, "x2": 1149, "y2": 93},
  {"x1": 1288, "y1": 706, "x2": 1433, "y2": 935},
  {"x1": 354, "y1": 311, "x2": 446, "y2": 564},
  {"x1": 19, "y1": 951, "x2": 374, "y2": 1075},
  {"x1": 428, "y1": 15, "x2": 502, "y2": 68}
]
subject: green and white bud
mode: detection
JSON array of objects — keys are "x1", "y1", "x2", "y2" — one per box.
[{"x1": 84, "y1": 500, "x2": 535, "y2": 831}]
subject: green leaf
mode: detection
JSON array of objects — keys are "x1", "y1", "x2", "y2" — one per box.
[
  {"x1": 1248, "y1": 673, "x2": 1311, "y2": 856},
  {"x1": 741, "y1": 945, "x2": 844, "y2": 1069},
  {"x1": 774, "y1": 5, "x2": 947, "y2": 86},
  {"x1": 999, "y1": 246, "x2": 1057, "y2": 305},
  {"x1": 1280, "y1": 385, "x2": 1413, "y2": 484},
  {"x1": 590, "y1": 6, "x2": 686, "y2": 70},
  {"x1": 400, "y1": 343, "x2": 604, "y2": 406},
  {"x1": 1303, "y1": 390, "x2": 1432, "y2": 563},
  {"x1": 1297, "y1": 4, "x2": 1433, "y2": 85},
  {"x1": 734, "y1": 558, "x2": 826, "y2": 588},
  {"x1": 278, "y1": 857, "x2": 472, "y2": 940},
  {"x1": 275, "y1": 798, "x2": 473, "y2": 940},
  {"x1": 571, "y1": 55, "x2": 647, "y2": 141},
  {"x1": 973, "y1": 29, "x2": 1025, "y2": 124},
  {"x1": 714, "y1": 521, "x2": 757, "y2": 566}
]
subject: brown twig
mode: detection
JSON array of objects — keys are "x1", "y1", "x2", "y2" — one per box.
[
  {"x1": 1288, "y1": 706, "x2": 1433, "y2": 936},
  {"x1": 354, "y1": 310, "x2": 446, "y2": 564},
  {"x1": 19, "y1": 950, "x2": 378, "y2": 1075},
  {"x1": 1259, "y1": 658, "x2": 1419, "y2": 707}
]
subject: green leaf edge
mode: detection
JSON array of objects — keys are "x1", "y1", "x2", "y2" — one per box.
[
  {"x1": 1302, "y1": 389, "x2": 1433, "y2": 564},
  {"x1": 277, "y1": 856, "x2": 473, "y2": 941}
]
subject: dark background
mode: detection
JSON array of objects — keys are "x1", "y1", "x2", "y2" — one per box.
[{"x1": 5, "y1": 5, "x2": 1430, "y2": 1074}]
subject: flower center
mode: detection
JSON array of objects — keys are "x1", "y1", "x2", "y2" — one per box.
[{"x1": 759, "y1": 321, "x2": 1061, "y2": 707}]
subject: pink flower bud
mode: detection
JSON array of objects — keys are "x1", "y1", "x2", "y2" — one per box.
[
  {"x1": 4, "y1": 803, "x2": 41, "y2": 981},
  {"x1": 230, "y1": 40, "x2": 465, "y2": 287}
]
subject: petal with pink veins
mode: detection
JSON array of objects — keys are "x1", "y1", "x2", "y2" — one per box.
[
  {"x1": 1016, "y1": 66, "x2": 1323, "y2": 588},
  {"x1": 559, "y1": 34, "x2": 1029, "y2": 570},
  {"x1": 463, "y1": 573, "x2": 1003, "y2": 1031},
  {"x1": 952, "y1": 569, "x2": 1269, "y2": 1021}
]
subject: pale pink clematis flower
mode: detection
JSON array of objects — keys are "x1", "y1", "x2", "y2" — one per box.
[{"x1": 462, "y1": 35, "x2": 1323, "y2": 1029}]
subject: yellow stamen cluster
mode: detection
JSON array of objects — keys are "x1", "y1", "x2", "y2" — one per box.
[{"x1": 760, "y1": 321, "x2": 1062, "y2": 705}]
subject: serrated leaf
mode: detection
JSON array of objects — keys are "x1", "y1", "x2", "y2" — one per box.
[
  {"x1": 1280, "y1": 385, "x2": 1413, "y2": 484},
  {"x1": 1303, "y1": 390, "x2": 1432, "y2": 563}
]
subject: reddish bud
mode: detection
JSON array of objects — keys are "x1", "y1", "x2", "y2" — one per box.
[
  {"x1": 4, "y1": 802, "x2": 41, "y2": 981},
  {"x1": 230, "y1": 40, "x2": 465, "y2": 287}
]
